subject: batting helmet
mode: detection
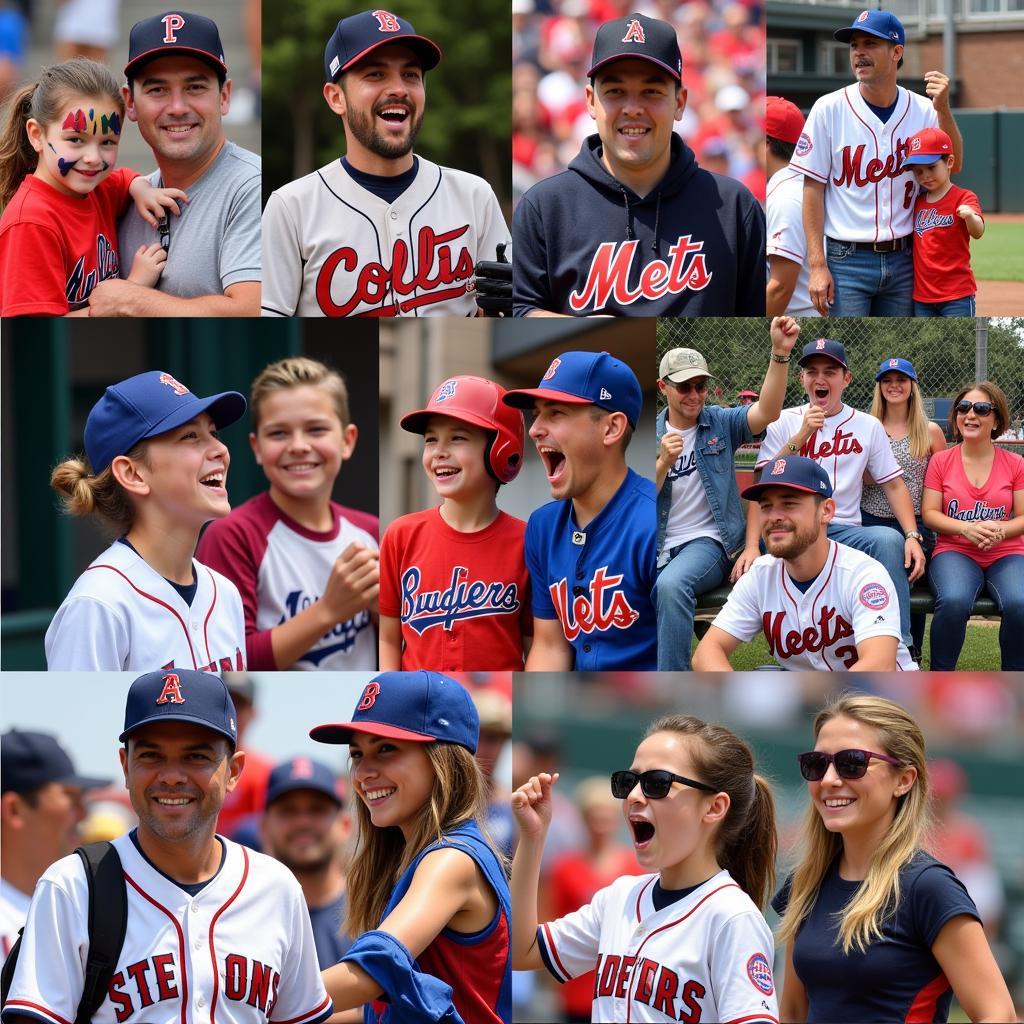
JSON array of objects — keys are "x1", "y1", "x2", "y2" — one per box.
[{"x1": 400, "y1": 375, "x2": 525, "y2": 484}]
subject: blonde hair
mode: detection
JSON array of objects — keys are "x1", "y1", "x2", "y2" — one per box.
[
  {"x1": 869, "y1": 376, "x2": 933, "y2": 460},
  {"x1": 250, "y1": 357, "x2": 350, "y2": 432},
  {"x1": 776, "y1": 694, "x2": 930, "y2": 955},
  {"x1": 49, "y1": 441, "x2": 150, "y2": 534}
]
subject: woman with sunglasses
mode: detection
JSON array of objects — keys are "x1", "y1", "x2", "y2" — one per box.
[
  {"x1": 775, "y1": 694, "x2": 1015, "y2": 1023},
  {"x1": 512, "y1": 715, "x2": 779, "y2": 1023},
  {"x1": 920, "y1": 381, "x2": 1024, "y2": 669}
]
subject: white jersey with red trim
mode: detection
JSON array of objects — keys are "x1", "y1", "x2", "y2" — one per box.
[
  {"x1": 537, "y1": 869, "x2": 778, "y2": 1024},
  {"x1": 44, "y1": 540, "x2": 246, "y2": 673},
  {"x1": 790, "y1": 85, "x2": 938, "y2": 242},
  {"x1": 261, "y1": 156, "x2": 509, "y2": 317},
  {"x1": 756, "y1": 404, "x2": 902, "y2": 525},
  {"x1": 0, "y1": 878, "x2": 31, "y2": 967},
  {"x1": 766, "y1": 167, "x2": 819, "y2": 317},
  {"x1": 1, "y1": 832, "x2": 333, "y2": 1024},
  {"x1": 712, "y1": 540, "x2": 917, "y2": 671}
]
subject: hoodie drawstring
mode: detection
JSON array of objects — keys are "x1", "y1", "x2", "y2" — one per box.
[
  {"x1": 621, "y1": 186, "x2": 633, "y2": 242},
  {"x1": 652, "y1": 192, "x2": 662, "y2": 256}
]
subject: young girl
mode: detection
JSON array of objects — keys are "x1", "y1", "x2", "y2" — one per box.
[
  {"x1": 45, "y1": 369, "x2": 248, "y2": 671},
  {"x1": 197, "y1": 357, "x2": 380, "y2": 671},
  {"x1": 0, "y1": 57, "x2": 185, "y2": 316},
  {"x1": 512, "y1": 715, "x2": 779, "y2": 1023},
  {"x1": 775, "y1": 693, "x2": 1015, "y2": 1023},
  {"x1": 310, "y1": 670, "x2": 511, "y2": 1024}
]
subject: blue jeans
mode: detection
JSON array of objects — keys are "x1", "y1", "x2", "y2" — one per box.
[
  {"x1": 827, "y1": 239, "x2": 914, "y2": 317},
  {"x1": 827, "y1": 522, "x2": 912, "y2": 647},
  {"x1": 928, "y1": 551, "x2": 1024, "y2": 670},
  {"x1": 914, "y1": 295, "x2": 976, "y2": 317},
  {"x1": 656, "y1": 537, "x2": 732, "y2": 671}
]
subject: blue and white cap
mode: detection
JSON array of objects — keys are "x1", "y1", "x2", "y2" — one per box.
[
  {"x1": 266, "y1": 757, "x2": 342, "y2": 807},
  {"x1": 797, "y1": 338, "x2": 849, "y2": 370},
  {"x1": 834, "y1": 9, "x2": 905, "y2": 46},
  {"x1": 875, "y1": 358, "x2": 918, "y2": 382},
  {"x1": 119, "y1": 670, "x2": 238, "y2": 746},
  {"x1": 741, "y1": 456, "x2": 834, "y2": 500}
]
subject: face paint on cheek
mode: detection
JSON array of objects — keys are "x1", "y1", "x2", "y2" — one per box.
[{"x1": 48, "y1": 142, "x2": 78, "y2": 177}]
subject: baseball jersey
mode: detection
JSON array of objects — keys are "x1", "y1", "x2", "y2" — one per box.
[
  {"x1": 790, "y1": 85, "x2": 939, "y2": 242},
  {"x1": 196, "y1": 492, "x2": 378, "y2": 671},
  {"x1": 525, "y1": 469, "x2": 657, "y2": 670},
  {"x1": 44, "y1": 540, "x2": 246, "y2": 672},
  {"x1": 378, "y1": 508, "x2": 531, "y2": 671},
  {"x1": 911, "y1": 185, "x2": 982, "y2": 303},
  {"x1": 766, "y1": 166, "x2": 819, "y2": 317},
  {"x1": 757, "y1": 404, "x2": 903, "y2": 525},
  {"x1": 0, "y1": 168, "x2": 136, "y2": 316},
  {"x1": 261, "y1": 156, "x2": 508, "y2": 317},
  {"x1": 712, "y1": 540, "x2": 918, "y2": 670},
  {"x1": 0, "y1": 878, "x2": 31, "y2": 966},
  {"x1": 538, "y1": 869, "x2": 778, "y2": 1024},
  {"x1": 1, "y1": 831, "x2": 333, "y2": 1024}
]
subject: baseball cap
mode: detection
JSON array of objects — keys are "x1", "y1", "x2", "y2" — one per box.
[
  {"x1": 660, "y1": 348, "x2": 712, "y2": 385},
  {"x1": 738, "y1": 389, "x2": 759, "y2": 399},
  {"x1": 125, "y1": 12, "x2": 227, "y2": 78},
  {"x1": 310, "y1": 671, "x2": 479, "y2": 754},
  {"x1": 834, "y1": 9, "x2": 905, "y2": 46},
  {"x1": 84, "y1": 370, "x2": 246, "y2": 474},
  {"x1": 503, "y1": 351, "x2": 643, "y2": 428},
  {"x1": 766, "y1": 96, "x2": 805, "y2": 145},
  {"x1": 741, "y1": 456, "x2": 834, "y2": 501},
  {"x1": 324, "y1": 10, "x2": 441, "y2": 83},
  {"x1": 265, "y1": 757, "x2": 342, "y2": 808},
  {"x1": 797, "y1": 338, "x2": 849, "y2": 371},
  {"x1": 875, "y1": 358, "x2": 918, "y2": 382},
  {"x1": 119, "y1": 670, "x2": 238, "y2": 746},
  {"x1": 588, "y1": 13, "x2": 682, "y2": 83},
  {"x1": 902, "y1": 127, "x2": 953, "y2": 166},
  {"x1": 1, "y1": 730, "x2": 107, "y2": 794}
]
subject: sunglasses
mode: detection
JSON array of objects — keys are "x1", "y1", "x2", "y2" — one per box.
[
  {"x1": 665, "y1": 379, "x2": 708, "y2": 395},
  {"x1": 158, "y1": 215, "x2": 170, "y2": 253},
  {"x1": 797, "y1": 748, "x2": 902, "y2": 782},
  {"x1": 955, "y1": 400, "x2": 993, "y2": 417},
  {"x1": 610, "y1": 769, "x2": 716, "y2": 799}
]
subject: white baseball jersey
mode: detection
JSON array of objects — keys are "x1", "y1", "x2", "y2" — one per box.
[
  {"x1": 2, "y1": 832, "x2": 333, "y2": 1024},
  {"x1": 766, "y1": 167, "x2": 819, "y2": 317},
  {"x1": 756, "y1": 405, "x2": 903, "y2": 525},
  {"x1": 261, "y1": 156, "x2": 509, "y2": 317},
  {"x1": 713, "y1": 540, "x2": 917, "y2": 671},
  {"x1": 0, "y1": 878, "x2": 31, "y2": 966},
  {"x1": 790, "y1": 85, "x2": 938, "y2": 242},
  {"x1": 45, "y1": 540, "x2": 246, "y2": 673},
  {"x1": 538, "y1": 869, "x2": 778, "y2": 1024}
]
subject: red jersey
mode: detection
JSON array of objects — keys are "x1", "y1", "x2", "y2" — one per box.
[
  {"x1": 924, "y1": 445, "x2": 1024, "y2": 568},
  {"x1": 911, "y1": 184, "x2": 982, "y2": 303},
  {"x1": 0, "y1": 169, "x2": 137, "y2": 316},
  {"x1": 379, "y1": 507, "x2": 531, "y2": 671}
]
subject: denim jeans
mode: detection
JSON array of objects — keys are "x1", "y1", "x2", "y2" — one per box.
[
  {"x1": 914, "y1": 295, "x2": 976, "y2": 317},
  {"x1": 656, "y1": 537, "x2": 732, "y2": 671},
  {"x1": 928, "y1": 551, "x2": 1024, "y2": 670},
  {"x1": 827, "y1": 239, "x2": 914, "y2": 317}
]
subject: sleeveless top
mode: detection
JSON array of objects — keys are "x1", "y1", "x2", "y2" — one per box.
[{"x1": 861, "y1": 433, "x2": 929, "y2": 518}]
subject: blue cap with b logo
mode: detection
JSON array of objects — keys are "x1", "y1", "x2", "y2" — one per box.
[
  {"x1": 875, "y1": 358, "x2": 918, "y2": 382},
  {"x1": 741, "y1": 456, "x2": 834, "y2": 501},
  {"x1": 834, "y1": 9, "x2": 905, "y2": 46}
]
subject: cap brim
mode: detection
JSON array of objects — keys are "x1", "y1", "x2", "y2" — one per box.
[
  {"x1": 833, "y1": 26, "x2": 896, "y2": 42},
  {"x1": 502, "y1": 387, "x2": 592, "y2": 410},
  {"x1": 588, "y1": 53, "x2": 681, "y2": 81},
  {"x1": 874, "y1": 370, "x2": 917, "y2": 381},
  {"x1": 663, "y1": 369, "x2": 713, "y2": 384},
  {"x1": 797, "y1": 354, "x2": 848, "y2": 369},
  {"x1": 140, "y1": 390, "x2": 247, "y2": 443},
  {"x1": 125, "y1": 47, "x2": 227, "y2": 77},
  {"x1": 337, "y1": 36, "x2": 442, "y2": 79},
  {"x1": 741, "y1": 481, "x2": 827, "y2": 500},
  {"x1": 119, "y1": 714, "x2": 235, "y2": 745},
  {"x1": 310, "y1": 721, "x2": 436, "y2": 745},
  {"x1": 267, "y1": 781, "x2": 341, "y2": 807},
  {"x1": 61, "y1": 772, "x2": 109, "y2": 790},
  {"x1": 901, "y1": 154, "x2": 946, "y2": 165},
  {"x1": 400, "y1": 407, "x2": 497, "y2": 435}
]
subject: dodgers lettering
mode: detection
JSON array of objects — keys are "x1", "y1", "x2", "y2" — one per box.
[
  {"x1": 594, "y1": 953, "x2": 706, "y2": 1021},
  {"x1": 946, "y1": 499, "x2": 1007, "y2": 522},
  {"x1": 914, "y1": 208, "x2": 956, "y2": 236},
  {"x1": 401, "y1": 566, "x2": 520, "y2": 634},
  {"x1": 550, "y1": 566, "x2": 639, "y2": 640},
  {"x1": 763, "y1": 608, "x2": 857, "y2": 666}
]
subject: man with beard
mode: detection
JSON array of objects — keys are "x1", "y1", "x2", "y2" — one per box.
[
  {"x1": 260, "y1": 757, "x2": 353, "y2": 969},
  {"x1": 261, "y1": 10, "x2": 509, "y2": 317},
  {"x1": 693, "y1": 456, "x2": 917, "y2": 671},
  {"x1": 2, "y1": 671, "x2": 333, "y2": 1024}
]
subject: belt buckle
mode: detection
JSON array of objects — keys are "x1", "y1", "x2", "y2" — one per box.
[{"x1": 873, "y1": 240, "x2": 894, "y2": 253}]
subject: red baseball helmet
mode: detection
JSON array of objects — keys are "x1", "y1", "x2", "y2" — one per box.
[{"x1": 400, "y1": 375, "x2": 525, "y2": 484}]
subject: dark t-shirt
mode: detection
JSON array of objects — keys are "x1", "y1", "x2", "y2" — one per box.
[
  {"x1": 772, "y1": 851, "x2": 978, "y2": 1023},
  {"x1": 309, "y1": 890, "x2": 352, "y2": 969}
]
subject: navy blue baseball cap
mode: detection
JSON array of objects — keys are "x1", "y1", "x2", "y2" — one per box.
[
  {"x1": 588, "y1": 13, "x2": 682, "y2": 83},
  {"x1": 125, "y1": 11, "x2": 227, "y2": 78},
  {"x1": 1, "y1": 730, "x2": 108, "y2": 795},
  {"x1": 503, "y1": 351, "x2": 643, "y2": 428},
  {"x1": 875, "y1": 358, "x2": 918, "y2": 382},
  {"x1": 324, "y1": 10, "x2": 441, "y2": 83},
  {"x1": 84, "y1": 370, "x2": 246, "y2": 474},
  {"x1": 742, "y1": 456, "x2": 834, "y2": 500},
  {"x1": 797, "y1": 338, "x2": 849, "y2": 371},
  {"x1": 834, "y1": 9, "x2": 905, "y2": 46},
  {"x1": 266, "y1": 757, "x2": 342, "y2": 807},
  {"x1": 119, "y1": 670, "x2": 238, "y2": 746},
  {"x1": 310, "y1": 672, "x2": 479, "y2": 754}
]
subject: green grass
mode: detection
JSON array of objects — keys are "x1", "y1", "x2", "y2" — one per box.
[{"x1": 971, "y1": 221, "x2": 1024, "y2": 282}]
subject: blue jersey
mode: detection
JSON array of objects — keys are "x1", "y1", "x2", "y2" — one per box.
[{"x1": 525, "y1": 468, "x2": 657, "y2": 670}]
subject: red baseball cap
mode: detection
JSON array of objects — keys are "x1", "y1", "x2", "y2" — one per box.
[
  {"x1": 903, "y1": 127, "x2": 952, "y2": 166},
  {"x1": 766, "y1": 96, "x2": 804, "y2": 145}
]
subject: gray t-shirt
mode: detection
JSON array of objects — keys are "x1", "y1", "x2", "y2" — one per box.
[{"x1": 118, "y1": 140, "x2": 261, "y2": 297}]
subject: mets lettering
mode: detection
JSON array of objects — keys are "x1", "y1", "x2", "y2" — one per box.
[
  {"x1": 763, "y1": 608, "x2": 857, "y2": 664},
  {"x1": 833, "y1": 139, "x2": 911, "y2": 188},
  {"x1": 315, "y1": 225, "x2": 474, "y2": 316},
  {"x1": 550, "y1": 566, "x2": 639, "y2": 640},
  {"x1": 400, "y1": 566, "x2": 520, "y2": 634},
  {"x1": 800, "y1": 427, "x2": 863, "y2": 460},
  {"x1": 568, "y1": 236, "x2": 713, "y2": 313},
  {"x1": 946, "y1": 499, "x2": 1007, "y2": 522},
  {"x1": 593, "y1": 953, "x2": 706, "y2": 1022},
  {"x1": 160, "y1": 650, "x2": 244, "y2": 673},
  {"x1": 914, "y1": 208, "x2": 956, "y2": 236},
  {"x1": 66, "y1": 233, "x2": 119, "y2": 306}
]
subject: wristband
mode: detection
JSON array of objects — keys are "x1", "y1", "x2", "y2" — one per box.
[{"x1": 771, "y1": 353, "x2": 792, "y2": 364}]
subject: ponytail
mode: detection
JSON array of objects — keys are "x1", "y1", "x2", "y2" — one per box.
[
  {"x1": 0, "y1": 83, "x2": 39, "y2": 211},
  {"x1": 50, "y1": 441, "x2": 150, "y2": 534},
  {"x1": 718, "y1": 773, "x2": 777, "y2": 913}
]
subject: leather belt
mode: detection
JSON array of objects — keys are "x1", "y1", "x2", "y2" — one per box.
[{"x1": 828, "y1": 235, "x2": 912, "y2": 253}]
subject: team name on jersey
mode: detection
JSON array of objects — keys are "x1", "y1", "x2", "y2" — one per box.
[
  {"x1": 914, "y1": 208, "x2": 956, "y2": 236},
  {"x1": 833, "y1": 139, "x2": 912, "y2": 188},
  {"x1": 400, "y1": 566, "x2": 520, "y2": 633},
  {"x1": 550, "y1": 566, "x2": 639, "y2": 640},
  {"x1": 568, "y1": 236, "x2": 712, "y2": 313},
  {"x1": 593, "y1": 953, "x2": 706, "y2": 1022},
  {"x1": 110, "y1": 953, "x2": 279, "y2": 1022},
  {"x1": 278, "y1": 589, "x2": 371, "y2": 662},
  {"x1": 315, "y1": 225, "x2": 474, "y2": 316},
  {"x1": 66, "y1": 233, "x2": 119, "y2": 305},
  {"x1": 800, "y1": 427, "x2": 863, "y2": 460},
  {"x1": 946, "y1": 498, "x2": 1007, "y2": 522},
  {"x1": 668, "y1": 449, "x2": 697, "y2": 481},
  {"x1": 161, "y1": 649, "x2": 244, "y2": 673},
  {"x1": 763, "y1": 607, "x2": 857, "y2": 665}
]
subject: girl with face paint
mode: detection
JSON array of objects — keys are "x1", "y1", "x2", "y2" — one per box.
[{"x1": 0, "y1": 57, "x2": 188, "y2": 316}]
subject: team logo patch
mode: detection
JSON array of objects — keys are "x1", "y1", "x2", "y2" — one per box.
[
  {"x1": 372, "y1": 10, "x2": 401, "y2": 32},
  {"x1": 330, "y1": 55, "x2": 340, "y2": 76},
  {"x1": 162, "y1": 13, "x2": 185, "y2": 42},
  {"x1": 159, "y1": 372, "x2": 190, "y2": 396},
  {"x1": 910, "y1": 137, "x2": 922, "y2": 152},
  {"x1": 434, "y1": 378, "x2": 458, "y2": 403},
  {"x1": 889, "y1": 359, "x2": 899, "y2": 368},
  {"x1": 747, "y1": 953, "x2": 774, "y2": 995},
  {"x1": 795, "y1": 132, "x2": 812, "y2": 158},
  {"x1": 859, "y1": 583, "x2": 890, "y2": 610},
  {"x1": 357, "y1": 681, "x2": 381, "y2": 710},
  {"x1": 572, "y1": 531, "x2": 587, "y2": 545},
  {"x1": 770, "y1": 458, "x2": 787, "y2": 476},
  {"x1": 542, "y1": 358, "x2": 561, "y2": 381},
  {"x1": 815, "y1": 338, "x2": 827, "y2": 350},
  {"x1": 856, "y1": 9, "x2": 869, "y2": 21},
  {"x1": 156, "y1": 673, "x2": 185, "y2": 705},
  {"x1": 621, "y1": 18, "x2": 645, "y2": 43},
  {"x1": 599, "y1": 387, "x2": 613, "y2": 401},
  {"x1": 291, "y1": 757, "x2": 314, "y2": 779}
]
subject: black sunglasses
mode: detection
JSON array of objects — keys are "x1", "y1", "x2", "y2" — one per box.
[
  {"x1": 158, "y1": 215, "x2": 170, "y2": 253},
  {"x1": 665, "y1": 379, "x2": 708, "y2": 395},
  {"x1": 955, "y1": 400, "x2": 993, "y2": 417},
  {"x1": 610, "y1": 769, "x2": 716, "y2": 800},
  {"x1": 797, "y1": 748, "x2": 902, "y2": 782}
]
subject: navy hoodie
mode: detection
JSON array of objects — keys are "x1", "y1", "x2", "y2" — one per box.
[{"x1": 512, "y1": 133, "x2": 765, "y2": 316}]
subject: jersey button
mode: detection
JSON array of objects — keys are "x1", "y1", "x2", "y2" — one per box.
[
  {"x1": 583, "y1": 643, "x2": 591, "y2": 653},
  {"x1": 196, "y1": 996, "x2": 205, "y2": 1008},
  {"x1": 194, "y1": 938, "x2": 203, "y2": 950},
  {"x1": 190, "y1": 903, "x2": 199, "y2": 913},
  {"x1": 390, "y1": 211, "x2": 398, "y2": 219},
  {"x1": 572, "y1": 585, "x2": 584, "y2": 596}
]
